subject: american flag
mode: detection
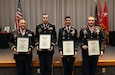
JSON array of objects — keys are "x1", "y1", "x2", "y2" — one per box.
[{"x1": 14, "y1": 0, "x2": 22, "y2": 29}]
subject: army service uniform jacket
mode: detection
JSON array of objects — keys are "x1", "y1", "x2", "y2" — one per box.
[
  {"x1": 79, "y1": 25, "x2": 105, "y2": 57},
  {"x1": 9, "y1": 29, "x2": 34, "y2": 61},
  {"x1": 35, "y1": 23, "x2": 57, "y2": 54},
  {"x1": 58, "y1": 26, "x2": 78, "y2": 56}
]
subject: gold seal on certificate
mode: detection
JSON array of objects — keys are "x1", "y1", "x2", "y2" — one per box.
[
  {"x1": 87, "y1": 39, "x2": 100, "y2": 56},
  {"x1": 17, "y1": 37, "x2": 29, "y2": 52},
  {"x1": 62, "y1": 40, "x2": 74, "y2": 55},
  {"x1": 39, "y1": 34, "x2": 51, "y2": 49}
]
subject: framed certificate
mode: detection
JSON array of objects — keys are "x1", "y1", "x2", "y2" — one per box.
[
  {"x1": 4, "y1": 25, "x2": 10, "y2": 33},
  {"x1": 17, "y1": 37, "x2": 29, "y2": 52},
  {"x1": 39, "y1": 34, "x2": 51, "y2": 49},
  {"x1": 62, "y1": 40, "x2": 75, "y2": 56},
  {"x1": 87, "y1": 39, "x2": 100, "y2": 56}
]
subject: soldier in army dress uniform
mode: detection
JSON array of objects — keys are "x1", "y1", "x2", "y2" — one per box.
[
  {"x1": 58, "y1": 16, "x2": 78, "y2": 75},
  {"x1": 9, "y1": 19, "x2": 34, "y2": 75},
  {"x1": 79, "y1": 16, "x2": 105, "y2": 75},
  {"x1": 35, "y1": 13, "x2": 57, "y2": 75}
]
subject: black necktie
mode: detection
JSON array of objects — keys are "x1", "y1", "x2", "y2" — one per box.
[{"x1": 67, "y1": 27, "x2": 70, "y2": 33}]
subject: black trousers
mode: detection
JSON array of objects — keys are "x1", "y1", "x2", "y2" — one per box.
[
  {"x1": 15, "y1": 59, "x2": 32, "y2": 75},
  {"x1": 62, "y1": 56, "x2": 75, "y2": 75},
  {"x1": 39, "y1": 54, "x2": 53, "y2": 75},
  {"x1": 82, "y1": 56, "x2": 98, "y2": 75}
]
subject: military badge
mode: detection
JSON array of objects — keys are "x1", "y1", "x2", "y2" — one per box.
[
  {"x1": 71, "y1": 29, "x2": 75, "y2": 35},
  {"x1": 83, "y1": 30, "x2": 87, "y2": 35},
  {"x1": 68, "y1": 37, "x2": 70, "y2": 39},
  {"x1": 14, "y1": 34, "x2": 17, "y2": 38},
  {"x1": 26, "y1": 32, "x2": 28, "y2": 34},
  {"x1": 64, "y1": 28, "x2": 66, "y2": 31},
  {"x1": 96, "y1": 28, "x2": 100, "y2": 33},
  {"x1": 63, "y1": 37, "x2": 65, "y2": 39},
  {"x1": 96, "y1": 28, "x2": 100, "y2": 35},
  {"x1": 28, "y1": 34, "x2": 32, "y2": 36},
  {"x1": 49, "y1": 27, "x2": 53, "y2": 30},
  {"x1": 62, "y1": 31, "x2": 65, "y2": 36}
]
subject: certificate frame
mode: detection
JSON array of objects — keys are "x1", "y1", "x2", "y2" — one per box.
[
  {"x1": 3, "y1": 25, "x2": 10, "y2": 33},
  {"x1": 17, "y1": 37, "x2": 29, "y2": 52},
  {"x1": 62, "y1": 40, "x2": 75, "y2": 56},
  {"x1": 39, "y1": 34, "x2": 51, "y2": 49},
  {"x1": 87, "y1": 39, "x2": 100, "y2": 56}
]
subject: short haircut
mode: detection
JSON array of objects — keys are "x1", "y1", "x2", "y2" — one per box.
[
  {"x1": 19, "y1": 19, "x2": 26, "y2": 23},
  {"x1": 65, "y1": 16, "x2": 71, "y2": 20},
  {"x1": 88, "y1": 16, "x2": 95, "y2": 20},
  {"x1": 42, "y1": 13, "x2": 48, "y2": 16}
]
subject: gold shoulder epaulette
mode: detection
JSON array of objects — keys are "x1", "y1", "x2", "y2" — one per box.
[
  {"x1": 71, "y1": 26, "x2": 75, "y2": 29},
  {"x1": 31, "y1": 30, "x2": 34, "y2": 32},
  {"x1": 95, "y1": 26, "x2": 101, "y2": 30},
  {"x1": 82, "y1": 25, "x2": 87, "y2": 30}
]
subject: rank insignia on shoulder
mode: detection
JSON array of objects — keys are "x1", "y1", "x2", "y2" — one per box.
[
  {"x1": 82, "y1": 25, "x2": 87, "y2": 30},
  {"x1": 49, "y1": 27, "x2": 53, "y2": 30},
  {"x1": 31, "y1": 30, "x2": 33, "y2": 32}
]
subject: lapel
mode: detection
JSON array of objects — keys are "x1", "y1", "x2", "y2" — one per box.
[
  {"x1": 23, "y1": 29, "x2": 28, "y2": 36},
  {"x1": 63, "y1": 27, "x2": 67, "y2": 33},
  {"x1": 87, "y1": 26, "x2": 92, "y2": 34},
  {"x1": 70, "y1": 27, "x2": 73, "y2": 32},
  {"x1": 17, "y1": 29, "x2": 22, "y2": 37},
  {"x1": 18, "y1": 29, "x2": 28, "y2": 36},
  {"x1": 63, "y1": 26, "x2": 73, "y2": 34}
]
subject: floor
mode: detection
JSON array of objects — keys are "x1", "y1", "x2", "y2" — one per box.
[{"x1": 0, "y1": 45, "x2": 115, "y2": 63}]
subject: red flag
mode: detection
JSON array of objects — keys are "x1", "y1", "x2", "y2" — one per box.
[
  {"x1": 102, "y1": 0, "x2": 109, "y2": 32},
  {"x1": 98, "y1": 0, "x2": 102, "y2": 24},
  {"x1": 14, "y1": 0, "x2": 22, "y2": 29}
]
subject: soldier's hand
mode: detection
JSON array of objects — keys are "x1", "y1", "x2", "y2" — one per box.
[
  {"x1": 36, "y1": 46, "x2": 39, "y2": 50},
  {"x1": 13, "y1": 48, "x2": 19, "y2": 54},
  {"x1": 100, "y1": 51, "x2": 104, "y2": 56},
  {"x1": 60, "y1": 51, "x2": 63, "y2": 57},
  {"x1": 73, "y1": 51, "x2": 77, "y2": 57},
  {"x1": 36, "y1": 46, "x2": 42, "y2": 51},
  {"x1": 48, "y1": 46, "x2": 53, "y2": 51},
  {"x1": 26, "y1": 48, "x2": 31, "y2": 54},
  {"x1": 82, "y1": 45, "x2": 88, "y2": 50}
]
